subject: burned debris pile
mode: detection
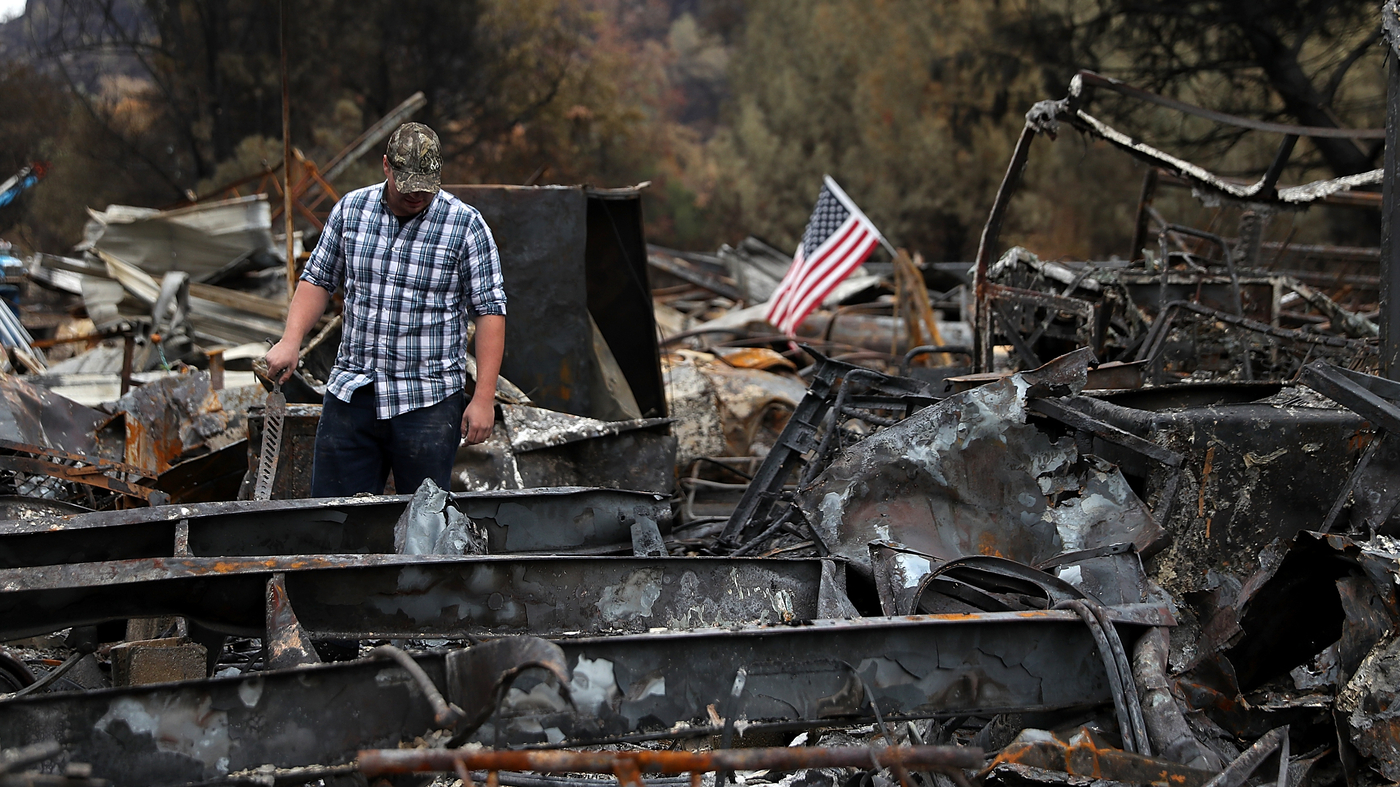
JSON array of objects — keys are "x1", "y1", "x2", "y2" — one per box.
[{"x1": 1, "y1": 39, "x2": 1400, "y2": 787}]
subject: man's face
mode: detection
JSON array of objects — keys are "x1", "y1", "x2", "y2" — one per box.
[{"x1": 382, "y1": 156, "x2": 436, "y2": 217}]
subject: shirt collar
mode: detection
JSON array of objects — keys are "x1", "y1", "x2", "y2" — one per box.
[{"x1": 378, "y1": 181, "x2": 440, "y2": 221}]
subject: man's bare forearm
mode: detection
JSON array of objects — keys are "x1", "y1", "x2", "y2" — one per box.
[
  {"x1": 471, "y1": 314, "x2": 506, "y2": 402},
  {"x1": 266, "y1": 282, "x2": 331, "y2": 382},
  {"x1": 281, "y1": 282, "x2": 332, "y2": 345}
]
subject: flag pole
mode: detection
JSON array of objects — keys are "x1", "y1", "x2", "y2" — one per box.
[{"x1": 822, "y1": 175, "x2": 898, "y2": 257}]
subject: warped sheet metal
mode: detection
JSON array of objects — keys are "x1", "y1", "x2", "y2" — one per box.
[
  {"x1": 801, "y1": 352, "x2": 1164, "y2": 577},
  {"x1": 83, "y1": 195, "x2": 275, "y2": 277},
  {"x1": 1061, "y1": 391, "x2": 1369, "y2": 596},
  {"x1": 497, "y1": 404, "x2": 676, "y2": 494},
  {"x1": 0, "y1": 555, "x2": 829, "y2": 641},
  {"x1": 0, "y1": 613, "x2": 1160, "y2": 786},
  {"x1": 0, "y1": 376, "x2": 121, "y2": 459},
  {"x1": 116, "y1": 372, "x2": 261, "y2": 474},
  {"x1": 0, "y1": 487, "x2": 671, "y2": 568}
]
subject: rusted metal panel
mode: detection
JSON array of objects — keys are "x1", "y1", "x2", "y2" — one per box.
[{"x1": 242, "y1": 404, "x2": 318, "y2": 500}]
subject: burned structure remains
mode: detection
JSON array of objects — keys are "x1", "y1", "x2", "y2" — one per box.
[{"x1": 3, "y1": 9, "x2": 1400, "y2": 787}]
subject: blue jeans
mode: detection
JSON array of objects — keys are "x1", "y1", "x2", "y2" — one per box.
[{"x1": 310, "y1": 385, "x2": 465, "y2": 497}]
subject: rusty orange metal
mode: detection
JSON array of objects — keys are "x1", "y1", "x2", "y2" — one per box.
[
  {"x1": 716, "y1": 347, "x2": 798, "y2": 372},
  {"x1": 984, "y1": 727, "x2": 1213, "y2": 787},
  {"x1": 359, "y1": 745, "x2": 984, "y2": 779}
]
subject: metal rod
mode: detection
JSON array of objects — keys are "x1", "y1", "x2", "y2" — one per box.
[
  {"x1": 1055, "y1": 599, "x2": 1143, "y2": 755},
  {"x1": 368, "y1": 645, "x2": 463, "y2": 729},
  {"x1": 358, "y1": 745, "x2": 985, "y2": 778},
  {"x1": 1383, "y1": 51, "x2": 1400, "y2": 379},
  {"x1": 973, "y1": 124, "x2": 1037, "y2": 372},
  {"x1": 1320, "y1": 432, "x2": 1385, "y2": 534},
  {"x1": 1075, "y1": 71, "x2": 1384, "y2": 139},
  {"x1": 279, "y1": 0, "x2": 296, "y2": 304},
  {"x1": 1200, "y1": 727, "x2": 1288, "y2": 787},
  {"x1": 1259, "y1": 136, "x2": 1300, "y2": 196},
  {"x1": 1129, "y1": 168, "x2": 1159, "y2": 263}
]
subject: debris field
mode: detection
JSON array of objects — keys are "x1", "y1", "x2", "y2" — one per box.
[{"x1": 0, "y1": 41, "x2": 1398, "y2": 787}]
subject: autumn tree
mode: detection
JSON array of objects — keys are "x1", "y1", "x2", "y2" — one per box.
[{"x1": 709, "y1": 0, "x2": 1071, "y2": 260}]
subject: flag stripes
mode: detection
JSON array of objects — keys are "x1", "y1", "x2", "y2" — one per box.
[{"x1": 763, "y1": 176, "x2": 884, "y2": 336}]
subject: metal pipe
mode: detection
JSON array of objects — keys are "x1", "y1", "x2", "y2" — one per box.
[
  {"x1": 973, "y1": 124, "x2": 1037, "y2": 372},
  {"x1": 1131, "y1": 628, "x2": 1223, "y2": 770},
  {"x1": 1383, "y1": 49, "x2": 1400, "y2": 379},
  {"x1": 358, "y1": 745, "x2": 985, "y2": 778},
  {"x1": 279, "y1": 0, "x2": 296, "y2": 304},
  {"x1": 1079, "y1": 599, "x2": 1152, "y2": 758},
  {"x1": 368, "y1": 645, "x2": 463, "y2": 729},
  {"x1": 1054, "y1": 599, "x2": 1144, "y2": 755},
  {"x1": 900, "y1": 345, "x2": 972, "y2": 375}
]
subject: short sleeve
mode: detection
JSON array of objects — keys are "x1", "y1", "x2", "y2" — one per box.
[{"x1": 300, "y1": 198, "x2": 347, "y2": 292}]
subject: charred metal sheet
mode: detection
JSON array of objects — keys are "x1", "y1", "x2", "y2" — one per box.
[
  {"x1": 115, "y1": 371, "x2": 252, "y2": 475},
  {"x1": 802, "y1": 353, "x2": 1164, "y2": 579},
  {"x1": 1300, "y1": 361, "x2": 1400, "y2": 435},
  {"x1": 153, "y1": 439, "x2": 247, "y2": 504},
  {"x1": 0, "y1": 613, "x2": 1154, "y2": 785},
  {"x1": 503, "y1": 407, "x2": 671, "y2": 453},
  {"x1": 1339, "y1": 634, "x2": 1400, "y2": 781},
  {"x1": 0, "y1": 375, "x2": 122, "y2": 458},
  {"x1": 0, "y1": 637, "x2": 560, "y2": 787},
  {"x1": 0, "y1": 555, "x2": 827, "y2": 641},
  {"x1": 451, "y1": 186, "x2": 663, "y2": 421},
  {"x1": 263, "y1": 573, "x2": 320, "y2": 670},
  {"x1": 0, "y1": 487, "x2": 670, "y2": 568},
  {"x1": 585, "y1": 188, "x2": 667, "y2": 419},
  {"x1": 503, "y1": 405, "x2": 677, "y2": 495},
  {"x1": 466, "y1": 610, "x2": 1167, "y2": 745},
  {"x1": 1058, "y1": 393, "x2": 1369, "y2": 596},
  {"x1": 719, "y1": 349, "x2": 938, "y2": 547},
  {"x1": 242, "y1": 404, "x2": 319, "y2": 500}
]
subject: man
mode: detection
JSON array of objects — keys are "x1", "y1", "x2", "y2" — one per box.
[{"x1": 265, "y1": 122, "x2": 506, "y2": 497}]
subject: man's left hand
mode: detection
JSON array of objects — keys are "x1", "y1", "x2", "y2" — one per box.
[{"x1": 462, "y1": 395, "x2": 495, "y2": 445}]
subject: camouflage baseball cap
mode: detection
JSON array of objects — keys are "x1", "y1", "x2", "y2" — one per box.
[{"x1": 386, "y1": 122, "x2": 442, "y2": 194}]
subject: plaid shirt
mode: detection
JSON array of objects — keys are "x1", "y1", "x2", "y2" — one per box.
[{"x1": 301, "y1": 183, "x2": 507, "y2": 419}]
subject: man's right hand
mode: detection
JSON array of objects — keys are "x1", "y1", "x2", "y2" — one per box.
[{"x1": 265, "y1": 339, "x2": 300, "y2": 383}]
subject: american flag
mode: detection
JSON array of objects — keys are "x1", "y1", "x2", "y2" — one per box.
[{"x1": 764, "y1": 176, "x2": 885, "y2": 336}]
